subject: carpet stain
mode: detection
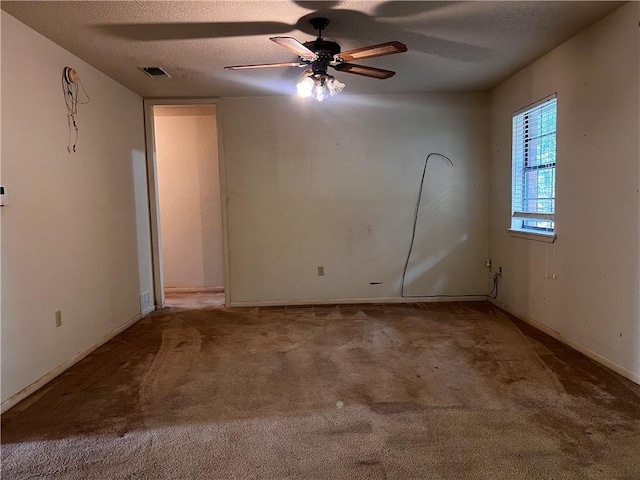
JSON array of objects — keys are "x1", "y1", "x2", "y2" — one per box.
[
  {"x1": 370, "y1": 401, "x2": 424, "y2": 415},
  {"x1": 139, "y1": 321, "x2": 202, "y2": 415},
  {"x1": 322, "y1": 420, "x2": 373, "y2": 435}
]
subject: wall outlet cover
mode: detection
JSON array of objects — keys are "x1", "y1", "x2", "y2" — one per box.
[{"x1": 140, "y1": 291, "x2": 152, "y2": 312}]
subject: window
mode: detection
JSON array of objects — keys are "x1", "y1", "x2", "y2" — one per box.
[{"x1": 511, "y1": 94, "x2": 557, "y2": 237}]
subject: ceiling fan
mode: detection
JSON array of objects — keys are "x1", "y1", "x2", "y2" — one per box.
[{"x1": 224, "y1": 17, "x2": 407, "y2": 101}]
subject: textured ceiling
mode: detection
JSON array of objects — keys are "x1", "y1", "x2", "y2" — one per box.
[{"x1": 1, "y1": 1, "x2": 624, "y2": 98}]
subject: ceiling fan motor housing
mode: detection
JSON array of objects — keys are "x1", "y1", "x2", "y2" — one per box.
[{"x1": 303, "y1": 39, "x2": 341, "y2": 74}]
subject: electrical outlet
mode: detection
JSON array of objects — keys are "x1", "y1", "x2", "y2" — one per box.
[
  {"x1": 317, "y1": 266, "x2": 325, "y2": 277},
  {"x1": 140, "y1": 291, "x2": 151, "y2": 312},
  {"x1": 55, "y1": 310, "x2": 62, "y2": 328}
]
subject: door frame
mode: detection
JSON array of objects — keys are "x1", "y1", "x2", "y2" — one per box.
[{"x1": 143, "y1": 98, "x2": 230, "y2": 308}]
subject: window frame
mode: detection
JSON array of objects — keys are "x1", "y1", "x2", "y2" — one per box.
[{"x1": 509, "y1": 94, "x2": 557, "y2": 243}]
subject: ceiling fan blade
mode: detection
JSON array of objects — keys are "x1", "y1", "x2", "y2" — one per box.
[
  {"x1": 337, "y1": 41, "x2": 407, "y2": 62},
  {"x1": 270, "y1": 37, "x2": 318, "y2": 60},
  {"x1": 224, "y1": 62, "x2": 305, "y2": 70},
  {"x1": 333, "y1": 63, "x2": 396, "y2": 79}
]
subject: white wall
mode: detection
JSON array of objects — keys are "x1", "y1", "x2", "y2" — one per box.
[
  {"x1": 220, "y1": 93, "x2": 491, "y2": 304},
  {"x1": 1, "y1": 12, "x2": 153, "y2": 405},
  {"x1": 489, "y1": 3, "x2": 640, "y2": 381},
  {"x1": 155, "y1": 108, "x2": 224, "y2": 289}
]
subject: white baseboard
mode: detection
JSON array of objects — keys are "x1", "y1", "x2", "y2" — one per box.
[
  {"x1": 489, "y1": 298, "x2": 640, "y2": 385},
  {"x1": 1, "y1": 307, "x2": 155, "y2": 414},
  {"x1": 230, "y1": 295, "x2": 486, "y2": 308},
  {"x1": 165, "y1": 286, "x2": 224, "y2": 294}
]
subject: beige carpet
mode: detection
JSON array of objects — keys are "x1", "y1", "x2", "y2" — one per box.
[{"x1": 2, "y1": 302, "x2": 639, "y2": 479}]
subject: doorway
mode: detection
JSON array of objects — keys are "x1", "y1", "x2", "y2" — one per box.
[{"x1": 144, "y1": 100, "x2": 229, "y2": 308}]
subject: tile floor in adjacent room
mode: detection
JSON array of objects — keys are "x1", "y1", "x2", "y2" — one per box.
[{"x1": 164, "y1": 290, "x2": 225, "y2": 309}]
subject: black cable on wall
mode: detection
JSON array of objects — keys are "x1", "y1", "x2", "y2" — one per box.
[{"x1": 400, "y1": 152, "x2": 498, "y2": 299}]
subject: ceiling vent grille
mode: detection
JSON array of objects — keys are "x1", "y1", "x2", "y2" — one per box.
[{"x1": 138, "y1": 67, "x2": 171, "y2": 78}]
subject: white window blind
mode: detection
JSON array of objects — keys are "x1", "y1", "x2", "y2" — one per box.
[{"x1": 512, "y1": 94, "x2": 557, "y2": 233}]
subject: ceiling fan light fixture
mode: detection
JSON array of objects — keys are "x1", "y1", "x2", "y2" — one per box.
[
  {"x1": 312, "y1": 82, "x2": 327, "y2": 102},
  {"x1": 297, "y1": 73, "x2": 345, "y2": 102},
  {"x1": 296, "y1": 75, "x2": 314, "y2": 98},
  {"x1": 325, "y1": 76, "x2": 345, "y2": 97}
]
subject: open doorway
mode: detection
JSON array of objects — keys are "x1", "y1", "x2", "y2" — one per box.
[{"x1": 144, "y1": 100, "x2": 229, "y2": 309}]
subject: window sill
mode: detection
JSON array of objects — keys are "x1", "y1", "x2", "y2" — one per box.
[{"x1": 508, "y1": 228, "x2": 556, "y2": 243}]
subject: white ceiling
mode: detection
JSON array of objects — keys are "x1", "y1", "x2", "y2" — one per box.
[{"x1": 1, "y1": 1, "x2": 624, "y2": 98}]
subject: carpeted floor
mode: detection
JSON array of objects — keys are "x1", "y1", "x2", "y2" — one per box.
[{"x1": 2, "y1": 302, "x2": 639, "y2": 479}]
